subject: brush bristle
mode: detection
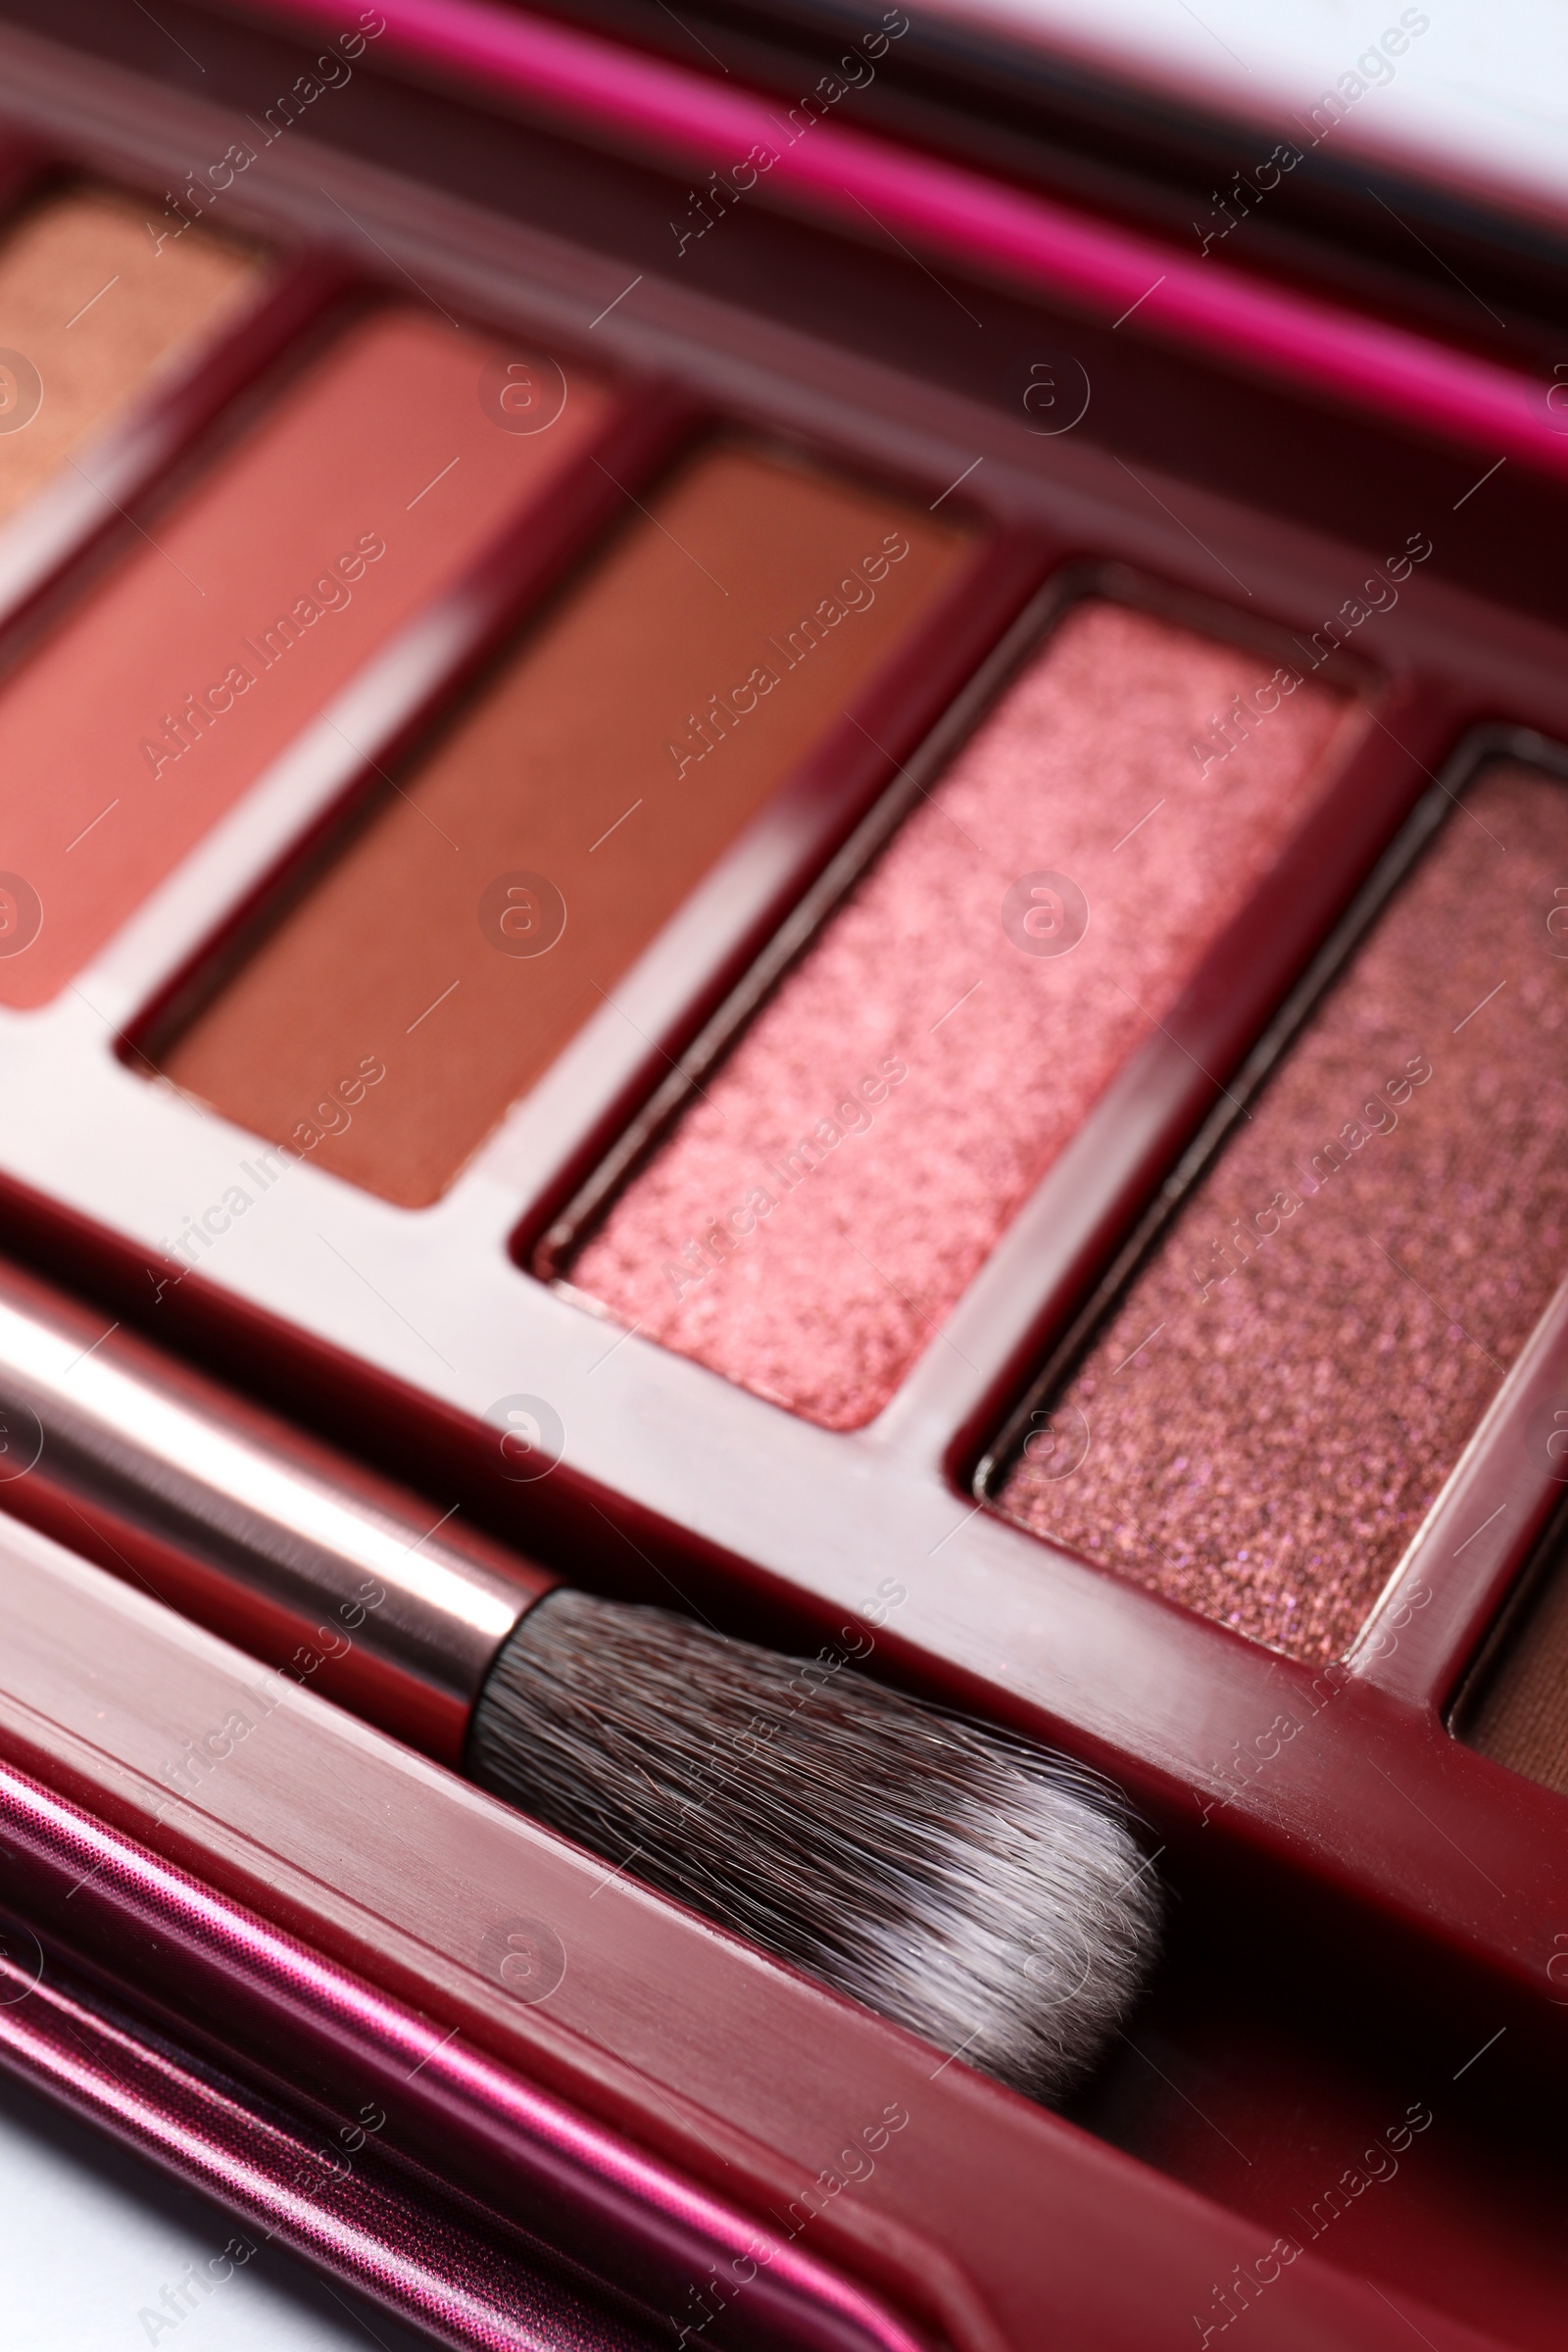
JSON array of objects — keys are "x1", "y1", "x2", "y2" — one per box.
[{"x1": 467, "y1": 1592, "x2": 1160, "y2": 2103}]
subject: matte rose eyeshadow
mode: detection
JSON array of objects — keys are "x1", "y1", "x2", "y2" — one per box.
[
  {"x1": 569, "y1": 602, "x2": 1357, "y2": 1428},
  {"x1": 162, "y1": 446, "x2": 969, "y2": 1206},
  {"x1": 999, "y1": 760, "x2": 1568, "y2": 1664},
  {"x1": 0, "y1": 307, "x2": 613, "y2": 1005},
  {"x1": 0, "y1": 183, "x2": 257, "y2": 521}
]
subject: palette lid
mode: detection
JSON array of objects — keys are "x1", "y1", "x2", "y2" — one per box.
[
  {"x1": 514, "y1": 0, "x2": 1567, "y2": 326},
  {"x1": 877, "y1": 0, "x2": 1568, "y2": 244}
]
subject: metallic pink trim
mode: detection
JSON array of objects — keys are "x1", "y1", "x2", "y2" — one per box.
[
  {"x1": 266, "y1": 0, "x2": 1556, "y2": 482},
  {"x1": 0, "y1": 1760, "x2": 920, "y2": 2352},
  {"x1": 0, "y1": 1942, "x2": 632, "y2": 2351}
]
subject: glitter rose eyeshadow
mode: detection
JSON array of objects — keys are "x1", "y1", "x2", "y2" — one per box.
[
  {"x1": 995, "y1": 760, "x2": 1568, "y2": 1663},
  {"x1": 567, "y1": 601, "x2": 1360, "y2": 1428}
]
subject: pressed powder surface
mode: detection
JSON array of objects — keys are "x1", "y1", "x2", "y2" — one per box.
[
  {"x1": 162, "y1": 446, "x2": 968, "y2": 1206},
  {"x1": 570, "y1": 602, "x2": 1354, "y2": 1428},
  {"x1": 998, "y1": 761, "x2": 1568, "y2": 1664},
  {"x1": 0, "y1": 308, "x2": 613, "y2": 1007},
  {"x1": 1464, "y1": 1548, "x2": 1568, "y2": 1797},
  {"x1": 0, "y1": 184, "x2": 257, "y2": 522}
]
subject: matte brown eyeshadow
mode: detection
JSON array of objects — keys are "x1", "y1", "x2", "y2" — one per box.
[{"x1": 162, "y1": 444, "x2": 970, "y2": 1204}]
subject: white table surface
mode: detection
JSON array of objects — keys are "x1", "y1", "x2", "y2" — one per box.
[
  {"x1": 0, "y1": 2065, "x2": 432, "y2": 2352},
  {"x1": 919, "y1": 0, "x2": 1568, "y2": 232}
]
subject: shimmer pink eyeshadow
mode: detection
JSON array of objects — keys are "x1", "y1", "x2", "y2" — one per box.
[
  {"x1": 996, "y1": 760, "x2": 1568, "y2": 1664},
  {"x1": 568, "y1": 600, "x2": 1356, "y2": 1427}
]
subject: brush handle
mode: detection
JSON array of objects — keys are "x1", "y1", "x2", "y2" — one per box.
[{"x1": 0, "y1": 1263, "x2": 552, "y2": 1762}]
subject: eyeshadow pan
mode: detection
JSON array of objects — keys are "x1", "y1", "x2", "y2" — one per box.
[
  {"x1": 0, "y1": 184, "x2": 257, "y2": 522},
  {"x1": 160, "y1": 445, "x2": 969, "y2": 1206},
  {"x1": 569, "y1": 601, "x2": 1355, "y2": 1429},
  {"x1": 1462, "y1": 1544, "x2": 1568, "y2": 1797},
  {"x1": 996, "y1": 760, "x2": 1568, "y2": 1663},
  {"x1": 0, "y1": 307, "x2": 614, "y2": 1007}
]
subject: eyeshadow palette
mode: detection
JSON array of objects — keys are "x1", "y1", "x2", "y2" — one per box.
[{"x1": 0, "y1": 1, "x2": 1564, "y2": 2346}]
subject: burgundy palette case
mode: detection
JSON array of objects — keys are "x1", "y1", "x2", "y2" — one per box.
[{"x1": 0, "y1": 0, "x2": 1564, "y2": 2345}]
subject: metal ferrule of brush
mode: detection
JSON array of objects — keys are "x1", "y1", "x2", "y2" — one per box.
[{"x1": 0, "y1": 1269, "x2": 552, "y2": 1762}]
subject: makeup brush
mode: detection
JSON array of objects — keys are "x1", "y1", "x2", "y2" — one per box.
[{"x1": 0, "y1": 1265, "x2": 1159, "y2": 2103}]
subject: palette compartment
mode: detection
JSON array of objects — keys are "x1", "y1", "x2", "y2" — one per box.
[{"x1": 7, "y1": 1486, "x2": 1562, "y2": 2352}]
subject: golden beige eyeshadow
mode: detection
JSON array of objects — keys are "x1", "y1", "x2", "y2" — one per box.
[
  {"x1": 160, "y1": 444, "x2": 971, "y2": 1206},
  {"x1": 0, "y1": 184, "x2": 258, "y2": 521}
]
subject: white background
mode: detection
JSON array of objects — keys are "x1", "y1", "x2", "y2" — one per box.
[
  {"x1": 0, "y1": 2067, "x2": 435, "y2": 2352},
  {"x1": 927, "y1": 0, "x2": 1568, "y2": 230}
]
